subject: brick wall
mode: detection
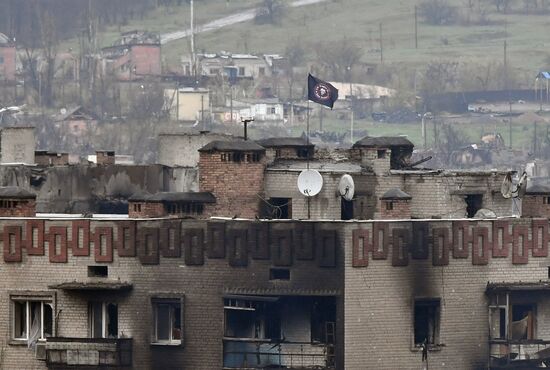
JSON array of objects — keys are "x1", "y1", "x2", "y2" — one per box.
[
  {"x1": 379, "y1": 199, "x2": 411, "y2": 219},
  {"x1": 35, "y1": 153, "x2": 69, "y2": 166},
  {"x1": 522, "y1": 195, "x2": 550, "y2": 218},
  {"x1": 0, "y1": 218, "x2": 343, "y2": 370},
  {"x1": 361, "y1": 148, "x2": 391, "y2": 175},
  {"x1": 0, "y1": 199, "x2": 35, "y2": 217},
  {"x1": 0, "y1": 45, "x2": 16, "y2": 81},
  {"x1": 128, "y1": 201, "x2": 164, "y2": 218},
  {"x1": 199, "y1": 152, "x2": 266, "y2": 218},
  {"x1": 96, "y1": 151, "x2": 115, "y2": 165},
  {"x1": 130, "y1": 45, "x2": 161, "y2": 77}
]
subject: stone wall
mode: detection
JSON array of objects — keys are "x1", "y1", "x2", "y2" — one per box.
[{"x1": 1, "y1": 127, "x2": 35, "y2": 164}]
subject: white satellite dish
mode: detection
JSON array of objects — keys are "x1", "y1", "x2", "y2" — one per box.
[
  {"x1": 474, "y1": 208, "x2": 497, "y2": 219},
  {"x1": 501, "y1": 173, "x2": 513, "y2": 199},
  {"x1": 298, "y1": 169, "x2": 323, "y2": 197},
  {"x1": 338, "y1": 174, "x2": 355, "y2": 201}
]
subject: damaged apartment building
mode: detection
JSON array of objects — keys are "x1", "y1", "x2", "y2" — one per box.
[{"x1": 1, "y1": 127, "x2": 550, "y2": 369}]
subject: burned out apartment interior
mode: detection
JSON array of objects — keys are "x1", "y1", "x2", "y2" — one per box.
[{"x1": 0, "y1": 125, "x2": 550, "y2": 370}]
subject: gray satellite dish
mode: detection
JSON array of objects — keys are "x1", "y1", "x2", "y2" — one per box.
[
  {"x1": 298, "y1": 169, "x2": 323, "y2": 197},
  {"x1": 501, "y1": 172, "x2": 528, "y2": 199},
  {"x1": 338, "y1": 174, "x2": 355, "y2": 201}
]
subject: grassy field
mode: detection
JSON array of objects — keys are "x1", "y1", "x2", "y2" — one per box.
[{"x1": 60, "y1": 0, "x2": 550, "y2": 73}]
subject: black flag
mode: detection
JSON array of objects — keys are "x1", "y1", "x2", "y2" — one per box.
[{"x1": 308, "y1": 74, "x2": 338, "y2": 109}]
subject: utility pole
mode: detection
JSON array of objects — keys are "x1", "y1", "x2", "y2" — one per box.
[
  {"x1": 379, "y1": 23, "x2": 383, "y2": 64},
  {"x1": 201, "y1": 94, "x2": 204, "y2": 131},
  {"x1": 414, "y1": 6, "x2": 418, "y2": 49},
  {"x1": 319, "y1": 106, "x2": 324, "y2": 131},
  {"x1": 230, "y1": 86, "x2": 233, "y2": 124},
  {"x1": 509, "y1": 101, "x2": 513, "y2": 149},
  {"x1": 190, "y1": 0, "x2": 196, "y2": 81},
  {"x1": 534, "y1": 121, "x2": 538, "y2": 157}
]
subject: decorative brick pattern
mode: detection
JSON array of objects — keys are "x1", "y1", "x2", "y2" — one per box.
[
  {"x1": 3, "y1": 225, "x2": 22, "y2": 262},
  {"x1": 206, "y1": 222, "x2": 225, "y2": 259},
  {"x1": 372, "y1": 223, "x2": 389, "y2": 259},
  {"x1": 472, "y1": 227, "x2": 489, "y2": 265},
  {"x1": 317, "y1": 229, "x2": 337, "y2": 268},
  {"x1": 492, "y1": 220, "x2": 511, "y2": 258},
  {"x1": 48, "y1": 226, "x2": 68, "y2": 263},
  {"x1": 532, "y1": 219, "x2": 549, "y2": 257},
  {"x1": 452, "y1": 221, "x2": 470, "y2": 258},
  {"x1": 248, "y1": 222, "x2": 269, "y2": 260},
  {"x1": 271, "y1": 229, "x2": 293, "y2": 267},
  {"x1": 93, "y1": 227, "x2": 113, "y2": 263},
  {"x1": 411, "y1": 222, "x2": 429, "y2": 259},
  {"x1": 293, "y1": 223, "x2": 314, "y2": 260},
  {"x1": 352, "y1": 229, "x2": 370, "y2": 267},
  {"x1": 25, "y1": 219, "x2": 45, "y2": 255},
  {"x1": 183, "y1": 228, "x2": 204, "y2": 266},
  {"x1": 227, "y1": 228, "x2": 248, "y2": 267},
  {"x1": 117, "y1": 221, "x2": 136, "y2": 257},
  {"x1": 432, "y1": 227, "x2": 450, "y2": 266},
  {"x1": 71, "y1": 220, "x2": 90, "y2": 256},
  {"x1": 138, "y1": 227, "x2": 159, "y2": 265},
  {"x1": 160, "y1": 221, "x2": 181, "y2": 258},
  {"x1": 391, "y1": 228, "x2": 410, "y2": 267},
  {"x1": 512, "y1": 225, "x2": 530, "y2": 264}
]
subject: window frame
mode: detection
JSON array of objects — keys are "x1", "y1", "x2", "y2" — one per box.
[
  {"x1": 9, "y1": 291, "x2": 55, "y2": 345},
  {"x1": 412, "y1": 297, "x2": 441, "y2": 349},
  {"x1": 151, "y1": 295, "x2": 185, "y2": 347},
  {"x1": 88, "y1": 301, "x2": 118, "y2": 339}
]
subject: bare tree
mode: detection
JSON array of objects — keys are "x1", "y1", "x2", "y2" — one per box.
[
  {"x1": 283, "y1": 41, "x2": 306, "y2": 100},
  {"x1": 493, "y1": 0, "x2": 513, "y2": 12},
  {"x1": 255, "y1": 0, "x2": 286, "y2": 25},
  {"x1": 314, "y1": 38, "x2": 362, "y2": 81}
]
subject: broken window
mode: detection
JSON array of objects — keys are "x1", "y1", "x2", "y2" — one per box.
[
  {"x1": 377, "y1": 149, "x2": 386, "y2": 159},
  {"x1": 465, "y1": 194, "x2": 483, "y2": 218},
  {"x1": 89, "y1": 302, "x2": 118, "y2": 338},
  {"x1": 267, "y1": 198, "x2": 291, "y2": 219},
  {"x1": 311, "y1": 297, "x2": 337, "y2": 344},
  {"x1": 297, "y1": 148, "x2": 311, "y2": 159},
  {"x1": 152, "y1": 299, "x2": 182, "y2": 345},
  {"x1": 13, "y1": 299, "x2": 53, "y2": 343},
  {"x1": 414, "y1": 299, "x2": 440, "y2": 347},
  {"x1": 511, "y1": 304, "x2": 536, "y2": 340},
  {"x1": 224, "y1": 297, "x2": 281, "y2": 341}
]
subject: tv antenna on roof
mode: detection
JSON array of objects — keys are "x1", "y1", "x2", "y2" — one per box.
[{"x1": 338, "y1": 174, "x2": 355, "y2": 201}]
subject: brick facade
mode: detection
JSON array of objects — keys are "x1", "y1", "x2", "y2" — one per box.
[
  {"x1": 522, "y1": 195, "x2": 550, "y2": 218},
  {"x1": 199, "y1": 152, "x2": 266, "y2": 218},
  {"x1": 379, "y1": 199, "x2": 411, "y2": 219},
  {"x1": 96, "y1": 151, "x2": 115, "y2": 165}
]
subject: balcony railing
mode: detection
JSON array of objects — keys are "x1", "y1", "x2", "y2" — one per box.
[
  {"x1": 45, "y1": 337, "x2": 132, "y2": 368},
  {"x1": 223, "y1": 338, "x2": 334, "y2": 369},
  {"x1": 489, "y1": 339, "x2": 550, "y2": 368}
]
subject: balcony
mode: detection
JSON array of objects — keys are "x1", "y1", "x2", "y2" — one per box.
[
  {"x1": 45, "y1": 337, "x2": 132, "y2": 368},
  {"x1": 223, "y1": 339, "x2": 334, "y2": 369},
  {"x1": 489, "y1": 340, "x2": 550, "y2": 369}
]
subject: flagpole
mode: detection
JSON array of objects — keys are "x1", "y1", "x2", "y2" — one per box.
[{"x1": 306, "y1": 99, "x2": 311, "y2": 219}]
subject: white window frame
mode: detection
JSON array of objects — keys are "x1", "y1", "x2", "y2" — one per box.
[
  {"x1": 89, "y1": 302, "x2": 118, "y2": 339},
  {"x1": 12, "y1": 299, "x2": 53, "y2": 342},
  {"x1": 152, "y1": 299, "x2": 182, "y2": 345}
]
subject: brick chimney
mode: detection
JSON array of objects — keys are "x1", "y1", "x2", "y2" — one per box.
[
  {"x1": 379, "y1": 188, "x2": 412, "y2": 220},
  {"x1": 96, "y1": 150, "x2": 115, "y2": 165},
  {"x1": 352, "y1": 136, "x2": 414, "y2": 175},
  {"x1": 0, "y1": 187, "x2": 36, "y2": 217},
  {"x1": 198, "y1": 139, "x2": 266, "y2": 218},
  {"x1": 522, "y1": 184, "x2": 550, "y2": 218}
]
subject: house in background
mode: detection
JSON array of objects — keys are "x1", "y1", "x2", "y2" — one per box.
[
  {"x1": 232, "y1": 98, "x2": 284, "y2": 122},
  {"x1": 181, "y1": 52, "x2": 273, "y2": 81},
  {"x1": 101, "y1": 31, "x2": 161, "y2": 81},
  {"x1": 165, "y1": 88, "x2": 210, "y2": 122},
  {"x1": 0, "y1": 33, "x2": 16, "y2": 82}
]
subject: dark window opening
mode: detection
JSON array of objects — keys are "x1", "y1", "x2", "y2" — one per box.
[
  {"x1": 465, "y1": 194, "x2": 483, "y2": 218},
  {"x1": 267, "y1": 197, "x2": 291, "y2": 219},
  {"x1": 238, "y1": 67, "x2": 245, "y2": 76},
  {"x1": 133, "y1": 203, "x2": 142, "y2": 212},
  {"x1": 414, "y1": 299, "x2": 440, "y2": 346},
  {"x1": 511, "y1": 304, "x2": 536, "y2": 340},
  {"x1": 152, "y1": 299, "x2": 182, "y2": 344},
  {"x1": 377, "y1": 149, "x2": 386, "y2": 159},
  {"x1": 341, "y1": 198, "x2": 354, "y2": 220},
  {"x1": 490, "y1": 306, "x2": 507, "y2": 340},
  {"x1": 275, "y1": 149, "x2": 281, "y2": 158},
  {"x1": 88, "y1": 265, "x2": 108, "y2": 278},
  {"x1": 297, "y1": 148, "x2": 311, "y2": 158},
  {"x1": 386, "y1": 201, "x2": 393, "y2": 211},
  {"x1": 224, "y1": 299, "x2": 281, "y2": 340},
  {"x1": 545, "y1": 197, "x2": 550, "y2": 205},
  {"x1": 167, "y1": 202, "x2": 204, "y2": 215},
  {"x1": 89, "y1": 302, "x2": 118, "y2": 338},
  {"x1": 270, "y1": 268, "x2": 290, "y2": 280},
  {"x1": 311, "y1": 297, "x2": 337, "y2": 344}
]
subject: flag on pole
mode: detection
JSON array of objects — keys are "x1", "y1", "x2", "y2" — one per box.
[{"x1": 308, "y1": 74, "x2": 338, "y2": 109}]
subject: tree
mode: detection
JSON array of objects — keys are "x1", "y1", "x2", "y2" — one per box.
[
  {"x1": 493, "y1": 0, "x2": 513, "y2": 13},
  {"x1": 418, "y1": 0, "x2": 458, "y2": 25},
  {"x1": 283, "y1": 41, "x2": 306, "y2": 100},
  {"x1": 314, "y1": 38, "x2": 363, "y2": 81}
]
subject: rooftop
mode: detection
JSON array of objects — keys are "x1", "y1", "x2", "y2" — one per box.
[
  {"x1": 353, "y1": 136, "x2": 414, "y2": 148},
  {"x1": 129, "y1": 191, "x2": 216, "y2": 203},
  {"x1": 526, "y1": 183, "x2": 550, "y2": 195},
  {"x1": 256, "y1": 137, "x2": 313, "y2": 148},
  {"x1": 380, "y1": 188, "x2": 412, "y2": 200},
  {"x1": 0, "y1": 187, "x2": 36, "y2": 199},
  {"x1": 199, "y1": 140, "x2": 265, "y2": 152}
]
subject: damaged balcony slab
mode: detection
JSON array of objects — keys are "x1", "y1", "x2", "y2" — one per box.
[
  {"x1": 45, "y1": 337, "x2": 132, "y2": 368},
  {"x1": 48, "y1": 281, "x2": 133, "y2": 291}
]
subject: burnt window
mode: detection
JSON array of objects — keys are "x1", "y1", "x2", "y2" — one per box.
[
  {"x1": 511, "y1": 304, "x2": 536, "y2": 340},
  {"x1": 465, "y1": 194, "x2": 483, "y2": 218},
  {"x1": 224, "y1": 298, "x2": 281, "y2": 340},
  {"x1": 89, "y1": 302, "x2": 118, "y2": 338},
  {"x1": 311, "y1": 297, "x2": 337, "y2": 344},
  {"x1": 414, "y1": 299, "x2": 440, "y2": 347},
  {"x1": 12, "y1": 297, "x2": 54, "y2": 342},
  {"x1": 152, "y1": 298, "x2": 183, "y2": 345},
  {"x1": 267, "y1": 197, "x2": 291, "y2": 219},
  {"x1": 377, "y1": 149, "x2": 386, "y2": 159}
]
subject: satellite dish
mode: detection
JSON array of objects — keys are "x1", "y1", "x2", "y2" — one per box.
[
  {"x1": 298, "y1": 169, "x2": 323, "y2": 197},
  {"x1": 474, "y1": 208, "x2": 497, "y2": 219},
  {"x1": 60, "y1": 108, "x2": 67, "y2": 115},
  {"x1": 501, "y1": 172, "x2": 528, "y2": 199},
  {"x1": 338, "y1": 174, "x2": 355, "y2": 201}
]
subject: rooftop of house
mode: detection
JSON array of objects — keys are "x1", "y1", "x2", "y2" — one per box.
[
  {"x1": 266, "y1": 160, "x2": 362, "y2": 174},
  {"x1": 353, "y1": 136, "x2": 414, "y2": 148},
  {"x1": 256, "y1": 137, "x2": 313, "y2": 148},
  {"x1": 526, "y1": 183, "x2": 550, "y2": 195},
  {"x1": 0, "y1": 187, "x2": 36, "y2": 199},
  {"x1": 199, "y1": 139, "x2": 265, "y2": 153},
  {"x1": 380, "y1": 188, "x2": 412, "y2": 200}
]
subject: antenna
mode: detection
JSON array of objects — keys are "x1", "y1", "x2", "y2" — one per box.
[
  {"x1": 338, "y1": 174, "x2": 355, "y2": 201},
  {"x1": 297, "y1": 169, "x2": 323, "y2": 197}
]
